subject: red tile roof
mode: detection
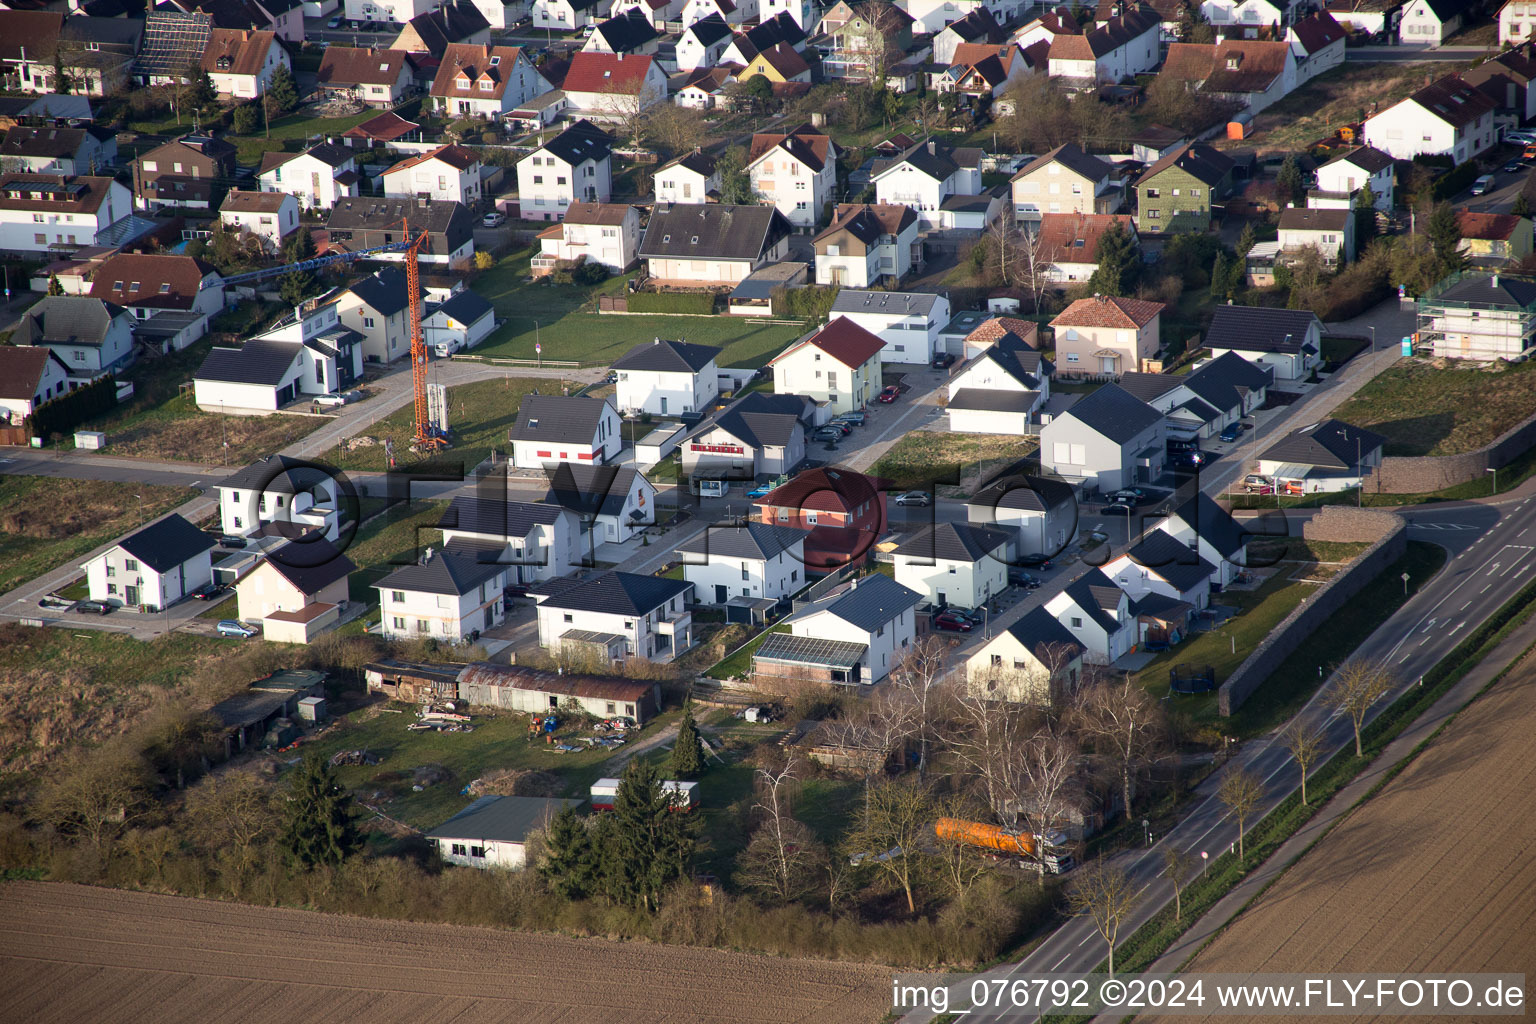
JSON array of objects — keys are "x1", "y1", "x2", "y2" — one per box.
[
  {"x1": 201, "y1": 29, "x2": 278, "y2": 78},
  {"x1": 774, "y1": 316, "x2": 886, "y2": 370},
  {"x1": 562, "y1": 51, "x2": 657, "y2": 95},
  {"x1": 0, "y1": 345, "x2": 57, "y2": 401},
  {"x1": 965, "y1": 316, "x2": 1040, "y2": 347},
  {"x1": 1456, "y1": 210, "x2": 1524, "y2": 240},
  {"x1": 748, "y1": 123, "x2": 832, "y2": 169},
  {"x1": 431, "y1": 44, "x2": 531, "y2": 101},
  {"x1": 1051, "y1": 294, "x2": 1164, "y2": 329},
  {"x1": 384, "y1": 143, "x2": 479, "y2": 175},
  {"x1": 1289, "y1": 10, "x2": 1346, "y2": 54},
  {"x1": 1036, "y1": 212, "x2": 1138, "y2": 265},
  {"x1": 758, "y1": 466, "x2": 881, "y2": 515}
]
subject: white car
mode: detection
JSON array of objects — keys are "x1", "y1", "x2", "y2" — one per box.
[
  {"x1": 434, "y1": 340, "x2": 461, "y2": 358},
  {"x1": 314, "y1": 393, "x2": 348, "y2": 407},
  {"x1": 1504, "y1": 130, "x2": 1536, "y2": 146},
  {"x1": 482, "y1": 211, "x2": 506, "y2": 227}
]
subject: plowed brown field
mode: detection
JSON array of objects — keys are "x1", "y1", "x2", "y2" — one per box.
[
  {"x1": 1147, "y1": 662, "x2": 1536, "y2": 1023},
  {"x1": 0, "y1": 882, "x2": 891, "y2": 1024}
]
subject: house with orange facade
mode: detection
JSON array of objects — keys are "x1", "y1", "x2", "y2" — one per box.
[{"x1": 751, "y1": 466, "x2": 887, "y2": 572}]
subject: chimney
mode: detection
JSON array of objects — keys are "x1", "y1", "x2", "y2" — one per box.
[
  {"x1": 927, "y1": 140, "x2": 937, "y2": 155},
  {"x1": 1493, "y1": 273, "x2": 1500, "y2": 288}
]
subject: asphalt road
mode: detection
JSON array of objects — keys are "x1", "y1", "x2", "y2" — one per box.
[{"x1": 1345, "y1": 45, "x2": 1493, "y2": 62}]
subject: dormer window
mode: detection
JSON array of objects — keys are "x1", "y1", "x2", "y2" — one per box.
[{"x1": 479, "y1": 80, "x2": 493, "y2": 91}]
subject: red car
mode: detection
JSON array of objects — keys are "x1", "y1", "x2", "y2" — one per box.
[
  {"x1": 877, "y1": 385, "x2": 901, "y2": 403},
  {"x1": 933, "y1": 610, "x2": 973, "y2": 632}
]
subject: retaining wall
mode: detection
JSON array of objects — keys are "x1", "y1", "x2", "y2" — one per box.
[
  {"x1": 1219, "y1": 507, "x2": 1408, "y2": 715},
  {"x1": 1371, "y1": 409, "x2": 1536, "y2": 494}
]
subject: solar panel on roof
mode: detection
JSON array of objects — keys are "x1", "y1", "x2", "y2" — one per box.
[{"x1": 754, "y1": 632, "x2": 866, "y2": 669}]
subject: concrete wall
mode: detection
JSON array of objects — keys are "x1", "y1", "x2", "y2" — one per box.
[
  {"x1": 1218, "y1": 506, "x2": 1407, "y2": 715},
  {"x1": 1371, "y1": 408, "x2": 1536, "y2": 494}
]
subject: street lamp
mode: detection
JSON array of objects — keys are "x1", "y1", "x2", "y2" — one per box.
[
  {"x1": 1142, "y1": 819, "x2": 1151, "y2": 847},
  {"x1": 1401, "y1": 571, "x2": 1410, "y2": 596},
  {"x1": 1201, "y1": 850, "x2": 1209, "y2": 875},
  {"x1": 1488, "y1": 467, "x2": 1498, "y2": 496},
  {"x1": 1367, "y1": 325, "x2": 1376, "y2": 350}
]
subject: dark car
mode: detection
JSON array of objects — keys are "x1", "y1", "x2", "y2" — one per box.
[
  {"x1": 191, "y1": 583, "x2": 228, "y2": 600},
  {"x1": 877, "y1": 384, "x2": 901, "y2": 403},
  {"x1": 75, "y1": 600, "x2": 113, "y2": 615},
  {"x1": 1108, "y1": 487, "x2": 1150, "y2": 505},
  {"x1": 1017, "y1": 553, "x2": 1052, "y2": 568},
  {"x1": 931, "y1": 352, "x2": 956, "y2": 369},
  {"x1": 1219, "y1": 422, "x2": 1243, "y2": 443},
  {"x1": 217, "y1": 534, "x2": 248, "y2": 548},
  {"x1": 812, "y1": 426, "x2": 843, "y2": 442},
  {"x1": 1171, "y1": 450, "x2": 1208, "y2": 470},
  {"x1": 1102, "y1": 501, "x2": 1137, "y2": 517},
  {"x1": 1008, "y1": 570, "x2": 1041, "y2": 588},
  {"x1": 933, "y1": 610, "x2": 974, "y2": 632},
  {"x1": 1506, "y1": 160, "x2": 1526, "y2": 174}
]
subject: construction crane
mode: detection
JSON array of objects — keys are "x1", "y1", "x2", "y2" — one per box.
[{"x1": 213, "y1": 220, "x2": 444, "y2": 452}]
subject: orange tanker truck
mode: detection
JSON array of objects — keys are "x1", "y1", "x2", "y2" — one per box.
[{"x1": 934, "y1": 817, "x2": 1076, "y2": 874}]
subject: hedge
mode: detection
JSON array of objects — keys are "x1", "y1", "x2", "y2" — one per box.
[
  {"x1": 1431, "y1": 162, "x2": 1481, "y2": 200},
  {"x1": 627, "y1": 292, "x2": 715, "y2": 315},
  {"x1": 24, "y1": 373, "x2": 116, "y2": 441}
]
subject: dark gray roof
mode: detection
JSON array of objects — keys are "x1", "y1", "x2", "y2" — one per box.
[
  {"x1": 375, "y1": 544, "x2": 507, "y2": 597},
  {"x1": 1181, "y1": 351, "x2": 1273, "y2": 411},
  {"x1": 1115, "y1": 370, "x2": 1184, "y2": 403},
  {"x1": 813, "y1": 574, "x2": 921, "y2": 631},
  {"x1": 830, "y1": 289, "x2": 941, "y2": 316},
  {"x1": 425, "y1": 795, "x2": 584, "y2": 843},
  {"x1": 1123, "y1": 530, "x2": 1215, "y2": 592},
  {"x1": 972, "y1": 334, "x2": 1048, "y2": 389},
  {"x1": 1133, "y1": 591, "x2": 1192, "y2": 621},
  {"x1": 1205, "y1": 306, "x2": 1320, "y2": 354},
  {"x1": 1062, "y1": 383, "x2": 1163, "y2": 443},
  {"x1": 1169, "y1": 396, "x2": 1223, "y2": 424},
  {"x1": 116, "y1": 513, "x2": 216, "y2": 573},
  {"x1": 12, "y1": 295, "x2": 128, "y2": 347},
  {"x1": 686, "y1": 12, "x2": 731, "y2": 46},
  {"x1": 1061, "y1": 568, "x2": 1126, "y2": 635},
  {"x1": 533, "y1": 570, "x2": 691, "y2": 615},
  {"x1": 539, "y1": 119, "x2": 612, "y2": 165},
  {"x1": 1321, "y1": 145, "x2": 1394, "y2": 174},
  {"x1": 543, "y1": 463, "x2": 647, "y2": 519},
  {"x1": 509, "y1": 394, "x2": 613, "y2": 444},
  {"x1": 948, "y1": 388, "x2": 1039, "y2": 413},
  {"x1": 639, "y1": 203, "x2": 792, "y2": 262},
  {"x1": 660, "y1": 148, "x2": 717, "y2": 178},
  {"x1": 696, "y1": 391, "x2": 812, "y2": 448},
  {"x1": 194, "y1": 339, "x2": 301, "y2": 386},
  {"x1": 1013, "y1": 142, "x2": 1112, "y2": 184},
  {"x1": 893, "y1": 521, "x2": 1011, "y2": 562},
  {"x1": 431, "y1": 289, "x2": 494, "y2": 324},
  {"x1": 1164, "y1": 490, "x2": 1247, "y2": 557},
  {"x1": 969, "y1": 474, "x2": 1077, "y2": 515},
  {"x1": 1005, "y1": 606, "x2": 1085, "y2": 662},
  {"x1": 1140, "y1": 143, "x2": 1234, "y2": 188},
  {"x1": 593, "y1": 8, "x2": 657, "y2": 51},
  {"x1": 1429, "y1": 273, "x2": 1536, "y2": 308},
  {"x1": 676, "y1": 522, "x2": 808, "y2": 560},
  {"x1": 611, "y1": 337, "x2": 721, "y2": 373},
  {"x1": 1259, "y1": 417, "x2": 1385, "y2": 469},
  {"x1": 345, "y1": 267, "x2": 409, "y2": 316},
  {"x1": 1, "y1": 125, "x2": 101, "y2": 159},
  {"x1": 221, "y1": 454, "x2": 334, "y2": 494},
  {"x1": 257, "y1": 536, "x2": 356, "y2": 595},
  {"x1": 872, "y1": 137, "x2": 981, "y2": 182},
  {"x1": 439, "y1": 496, "x2": 567, "y2": 538}
]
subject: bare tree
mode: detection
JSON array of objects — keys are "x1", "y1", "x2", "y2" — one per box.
[
  {"x1": 1325, "y1": 660, "x2": 1394, "y2": 757},
  {"x1": 948, "y1": 689, "x2": 1037, "y2": 824},
  {"x1": 1014, "y1": 725, "x2": 1081, "y2": 884},
  {"x1": 735, "y1": 753, "x2": 823, "y2": 903},
  {"x1": 1161, "y1": 845, "x2": 1195, "y2": 922},
  {"x1": 1281, "y1": 718, "x2": 1326, "y2": 805},
  {"x1": 39, "y1": 742, "x2": 154, "y2": 848},
  {"x1": 845, "y1": 777, "x2": 935, "y2": 914},
  {"x1": 885, "y1": 635, "x2": 952, "y2": 778},
  {"x1": 843, "y1": 2, "x2": 906, "y2": 86},
  {"x1": 1216, "y1": 766, "x2": 1263, "y2": 862},
  {"x1": 932, "y1": 792, "x2": 993, "y2": 906},
  {"x1": 1067, "y1": 860, "x2": 1140, "y2": 976},
  {"x1": 643, "y1": 104, "x2": 707, "y2": 158},
  {"x1": 185, "y1": 769, "x2": 282, "y2": 890},
  {"x1": 1072, "y1": 675, "x2": 1168, "y2": 820}
]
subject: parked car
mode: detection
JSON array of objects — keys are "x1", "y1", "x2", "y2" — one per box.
[
  {"x1": 812, "y1": 426, "x2": 843, "y2": 442},
  {"x1": 1505, "y1": 130, "x2": 1536, "y2": 145},
  {"x1": 191, "y1": 583, "x2": 228, "y2": 600},
  {"x1": 326, "y1": 15, "x2": 342, "y2": 27},
  {"x1": 1471, "y1": 174, "x2": 1495, "y2": 195},
  {"x1": 894, "y1": 490, "x2": 932, "y2": 507},
  {"x1": 877, "y1": 384, "x2": 901, "y2": 403},
  {"x1": 747, "y1": 484, "x2": 772, "y2": 499},
  {"x1": 217, "y1": 620, "x2": 258, "y2": 638},
  {"x1": 829, "y1": 420, "x2": 853, "y2": 435},
  {"x1": 434, "y1": 339, "x2": 461, "y2": 359},
  {"x1": 1242, "y1": 474, "x2": 1274, "y2": 493},
  {"x1": 314, "y1": 392, "x2": 348, "y2": 408},
  {"x1": 834, "y1": 411, "x2": 866, "y2": 426},
  {"x1": 1017, "y1": 553, "x2": 1052, "y2": 568},
  {"x1": 1505, "y1": 160, "x2": 1526, "y2": 174},
  {"x1": 1107, "y1": 487, "x2": 1150, "y2": 505},
  {"x1": 482, "y1": 210, "x2": 507, "y2": 227},
  {"x1": 1218, "y1": 422, "x2": 1243, "y2": 443},
  {"x1": 931, "y1": 352, "x2": 956, "y2": 369},
  {"x1": 1101, "y1": 501, "x2": 1137, "y2": 517},
  {"x1": 1171, "y1": 450, "x2": 1208, "y2": 470},
  {"x1": 75, "y1": 600, "x2": 112, "y2": 615},
  {"x1": 1008, "y1": 570, "x2": 1041, "y2": 589},
  {"x1": 933, "y1": 609, "x2": 974, "y2": 632},
  {"x1": 216, "y1": 534, "x2": 248, "y2": 548}
]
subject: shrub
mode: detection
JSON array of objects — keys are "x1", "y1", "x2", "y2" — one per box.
[
  {"x1": 473, "y1": 251, "x2": 495, "y2": 271},
  {"x1": 1430, "y1": 161, "x2": 1480, "y2": 201},
  {"x1": 24, "y1": 375, "x2": 117, "y2": 441},
  {"x1": 570, "y1": 261, "x2": 609, "y2": 286},
  {"x1": 627, "y1": 292, "x2": 715, "y2": 315}
]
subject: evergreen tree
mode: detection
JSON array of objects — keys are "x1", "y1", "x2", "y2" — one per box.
[
  {"x1": 540, "y1": 806, "x2": 600, "y2": 899},
  {"x1": 1354, "y1": 184, "x2": 1378, "y2": 245},
  {"x1": 1235, "y1": 221, "x2": 1257, "y2": 259},
  {"x1": 602, "y1": 759, "x2": 696, "y2": 911},
  {"x1": 1087, "y1": 221, "x2": 1138, "y2": 296},
  {"x1": 1426, "y1": 201, "x2": 1464, "y2": 279},
  {"x1": 1515, "y1": 193, "x2": 1531, "y2": 218},
  {"x1": 265, "y1": 63, "x2": 299, "y2": 119},
  {"x1": 47, "y1": 274, "x2": 64, "y2": 296},
  {"x1": 716, "y1": 146, "x2": 758, "y2": 205},
  {"x1": 283, "y1": 226, "x2": 316, "y2": 264},
  {"x1": 282, "y1": 754, "x2": 358, "y2": 868},
  {"x1": 669, "y1": 703, "x2": 706, "y2": 779},
  {"x1": 1275, "y1": 155, "x2": 1303, "y2": 209},
  {"x1": 1211, "y1": 251, "x2": 1231, "y2": 300},
  {"x1": 279, "y1": 269, "x2": 318, "y2": 307},
  {"x1": 232, "y1": 104, "x2": 259, "y2": 135}
]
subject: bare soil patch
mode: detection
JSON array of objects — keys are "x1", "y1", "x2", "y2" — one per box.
[
  {"x1": 107, "y1": 409, "x2": 321, "y2": 464},
  {"x1": 0, "y1": 882, "x2": 891, "y2": 1024}
]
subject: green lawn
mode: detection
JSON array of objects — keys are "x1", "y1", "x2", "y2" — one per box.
[
  {"x1": 870, "y1": 431, "x2": 1038, "y2": 490},
  {"x1": 231, "y1": 108, "x2": 384, "y2": 165},
  {"x1": 1332, "y1": 358, "x2": 1536, "y2": 456},
  {"x1": 705, "y1": 624, "x2": 788, "y2": 680},
  {"x1": 343, "y1": 501, "x2": 449, "y2": 610},
  {"x1": 468, "y1": 250, "x2": 804, "y2": 369}
]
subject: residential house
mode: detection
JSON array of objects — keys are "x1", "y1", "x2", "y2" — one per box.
[
  {"x1": 133, "y1": 134, "x2": 236, "y2": 212},
  {"x1": 423, "y1": 290, "x2": 495, "y2": 350},
  {"x1": 219, "y1": 189, "x2": 299, "y2": 250},
  {"x1": 1135, "y1": 143, "x2": 1234, "y2": 234},
  {"x1": 680, "y1": 391, "x2": 816, "y2": 491},
  {"x1": 933, "y1": 6, "x2": 1004, "y2": 63},
  {"x1": 747, "y1": 124, "x2": 837, "y2": 229},
  {"x1": 1310, "y1": 145, "x2": 1395, "y2": 211},
  {"x1": 1416, "y1": 272, "x2": 1536, "y2": 361},
  {"x1": 1044, "y1": 568, "x2": 1136, "y2": 663},
  {"x1": 83, "y1": 513, "x2": 216, "y2": 611},
  {"x1": 87, "y1": 252, "x2": 224, "y2": 322},
  {"x1": 341, "y1": 110, "x2": 427, "y2": 151},
  {"x1": 1199, "y1": 0, "x2": 1284, "y2": 37},
  {"x1": 376, "y1": 545, "x2": 509, "y2": 641},
  {"x1": 1363, "y1": 73, "x2": 1496, "y2": 163},
  {"x1": 193, "y1": 297, "x2": 363, "y2": 413},
  {"x1": 611, "y1": 0, "x2": 687, "y2": 31},
  {"x1": 259, "y1": 143, "x2": 359, "y2": 211},
  {"x1": 1398, "y1": 0, "x2": 1471, "y2": 42},
  {"x1": 1050, "y1": 294, "x2": 1164, "y2": 377},
  {"x1": 673, "y1": 66, "x2": 733, "y2": 108},
  {"x1": 583, "y1": 8, "x2": 660, "y2": 54},
  {"x1": 818, "y1": 1, "x2": 915, "y2": 81},
  {"x1": 676, "y1": 12, "x2": 732, "y2": 70},
  {"x1": 1039, "y1": 381, "x2": 1166, "y2": 490},
  {"x1": 1456, "y1": 211, "x2": 1534, "y2": 265},
  {"x1": 965, "y1": 473, "x2": 1078, "y2": 558},
  {"x1": 1501, "y1": 0, "x2": 1536, "y2": 44},
  {"x1": 508, "y1": 393, "x2": 622, "y2": 469},
  {"x1": 429, "y1": 43, "x2": 547, "y2": 118},
  {"x1": 945, "y1": 332, "x2": 1051, "y2": 434},
  {"x1": 872, "y1": 137, "x2": 985, "y2": 229},
  {"x1": 11, "y1": 14, "x2": 139, "y2": 96},
  {"x1": 343, "y1": 0, "x2": 434, "y2": 27},
  {"x1": 316, "y1": 46, "x2": 415, "y2": 106},
  {"x1": 235, "y1": 537, "x2": 355, "y2": 641},
  {"x1": 964, "y1": 607, "x2": 1085, "y2": 704},
  {"x1": 1010, "y1": 143, "x2": 1119, "y2": 221},
  {"x1": 335, "y1": 267, "x2": 412, "y2": 364},
  {"x1": 427, "y1": 795, "x2": 584, "y2": 871},
  {"x1": 1278, "y1": 206, "x2": 1355, "y2": 265},
  {"x1": 544, "y1": 461, "x2": 657, "y2": 546},
  {"x1": 534, "y1": 0, "x2": 605, "y2": 29},
  {"x1": 560, "y1": 51, "x2": 667, "y2": 120},
  {"x1": 638, "y1": 203, "x2": 792, "y2": 285},
  {"x1": 943, "y1": 42, "x2": 1028, "y2": 100},
  {"x1": 1326, "y1": 0, "x2": 1405, "y2": 36},
  {"x1": 678, "y1": 521, "x2": 808, "y2": 603},
  {"x1": 757, "y1": 0, "x2": 810, "y2": 28},
  {"x1": 757, "y1": 573, "x2": 920, "y2": 685},
  {"x1": 11, "y1": 294, "x2": 134, "y2": 382},
  {"x1": 1152, "y1": 490, "x2": 1249, "y2": 585},
  {"x1": 1160, "y1": 38, "x2": 1297, "y2": 116},
  {"x1": 1046, "y1": 4, "x2": 1160, "y2": 86},
  {"x1": 738, "y1": 41, "x2": 813, "y2": 85},
  {"x1": 684, "y1": 0, "x2": 749, "y2": 27},
  {"x1": 611, "y1": 337, "x2": 720, "y2": 417},
  {"x1": 1035, "y1": 212, "x2": 1139, "y2": 284},
  {"x1": 828, "y1": 288, "x2": 949, "y2": 363},
  {"x1": 1461, "y1": 42, "x2": 1536, "y2": 120},
  {"x1": 534, "y1": 201, "x2": 640, "y2": 275},
  {"x1": 1258, "y1": 417, "x2": 1386, "y2": 493},
  {"x1": 962, "y1": 315, "x2": 1041, "y2": 357},
  {"x1": 1288, "y1": 10, "x2": 1347, "y2": 83},
  {"x1": 0, "y1": 174, "x2": 130, "y2": 254},
  {"x1": 653, "y1": 150, "x2": 718, "y2": 203},
  {"x1": 516, "y1": 119, "x2": 613, "y2": 222},
  {"x1": 218, "y1": 454, "x2": 341, "y2": 541},
  {"x1": 752, "y1": 466, "x2": 885, "y2": 571},
  {"x1": 0, "y1": 125, "x2": 116, "y2": 175},
  {"x1": 0, "y1": 345, "x2": 69, "y2": 425},
  {"x1": 202, "y1": 28, "x2": 287, "y2": 98},
  {"x1": 325, "y1": 196, "x2": 476, "y2": 265},
  {"x1": 1103, "y1": 530, "x2": 1213, "y2": 613},
  {"x1": 769, "y1": 316, "x2": 885, "y2": 415},
  {"x1": 812, "y1": 202, "x2": 920, "y2": 287},
  {"x1": 1203, "y1": 304, "x2": 1321, "y2": 379},
  {"x1": 720, "y1": 11, "x2": 807, "y2": 65},
  {"x1": 455, "y1": 661, "x2": 662, "y2": 719},
  {"x1": 390, "y1": 0, "x2": 491, "y2": 50},
  {"x1": 437, "y1": 495, "x2": 581, "y2": 583},
  {"x1": 893, "y1": 521, "x2": 1011, "y2": 610},
  {"x1": 533, "y1": 570, "x2": 694, "y2": 661},
  {"x1": 383, "y1": 144, "x2": 483, "y2": 204},
  {"x1": 1014, "y1": 4, "x2": 1080, "y2": 48},
  {"x1": 1117, "y1": 349, "x2": 1272, "y2": 442}
]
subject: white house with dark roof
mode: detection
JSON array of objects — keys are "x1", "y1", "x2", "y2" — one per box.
[
  {"x1": 219, "y1": 189, "x2": 299, "y2": 250},
  {"x1": 376, "y1": 545, "x2": 510, "y2": 641},
  {"x1": 515, "y1": 119, "x2": 612, "y2": 222},
  {"x1": 965, "y1": 606, "x2": 1086, "y2": 704},
  {"x1": 965, "y1": 473, "x2": 1078, "y2": 558},
  {"x1": 1202, "y1": 305, "x2": 1322, "y2": 380},
  {"x1": 1152, "y1": 490, "x2": 1249, "y2": 586},
  {"x1": 1039, "y1": 382, "x2": 1166, "y2": 491},
  {"x1": 812, "y1": 202, "x2": 921, "y2": 289},
  {"x1": 438, "y1": 495, "x2": 582, "y2": 583},
  {"x1": 217, "y1": 454, "x2": 342, "y2": 541},
  {"x1": 678, "y1": 521, "x2": 808, "y2": 603},
  {"x1": 1046, "y1": 5, "x2": 1160, "y2": 86},
  {"x1": 1044, "y1": 568, "x2": 1136, "y2": 664},
  {"x1": 1288, "y1": 10, "x2": 1347, "y2": 83},
  {"x1": 828, "y1": 289, "x2": 950, "y2": 364},
  {"x1": 583, "y1": 7, "x2": 660, "y2": 53},
  {"x1": 638, "y1": 203, "x2": 793, "y2": 286},
  {"x1": 11, "y1": 295, "x2": 135, "y2": 382},
  {"x1": 257, "y1": 143, "x2": 360, "y2": 212},
  {"x1": 192, "y1": 297, "x2": 364, "y2": 414},
  {"x1": 1311, "y1": 145, "x2": 1394, "y2": 212},
  {"x1": 83, "y1": 513, "x2": 216, "y2": 611},
  {"x1": 0, "y1": 125, "x2": 117, "y2": 176},
  {"x1": 535, "y1": 0, "x2": 605, "y2": 30},
  {"x1": 335, "y1": 266, "x2": 412, "y2": 364},
  {"x1": 653, "y1": 151, "x2": 719, "y2": 203},
  {"x1": 1278, "y1": 206, "x2": 1355, "y2": 266},
  {"x1": 0, "y1": 345, "x2": 69, "y2": 425},
  {"x1": 758, "y1": 573, "x2": 921, "y2": 684},
  {"x1": 611, "y1": 337, "x2": 720, "y2": 417},
  {"x1": 945, "y1": 333, "x2": 1052, "y2": 434},
  {"x1": 423, "y1": 290, "x2": 495, "y2": 351},
  {"x1": 1116, "y1": 350, "x2": 1272, "y2": 442},
  {"x1": 680, "y1": 390, "x2": 816, "y2": 488},
  {"x1": 893, "y1": 521, "x2": 1011, "y2": 610},
  {"x1": 508, "y1": 394, "x2": 622, "y2": 469},
  {"x1": 534, "y1": 202, "x2": 640, "y2": 275},
  {"x1": 1257, "y1": 417, "x2": 1386, "y2": 493},
  {"x1": 1363, "y1": 73, "x2": 1496, "y2": 163},
  {"x1": 1009, "y1": 143, "x2": 1119, "y2": 221},
  {"x1": 426, "y1": 795, "x2": 585, "y2": 870},
  {"x1": 544, "y1": 462, "x2": 657, "y2": 546},
  {"x1": 676, "y1": 12, "x2": 733, "y2": 69},
  {"x1": 1103, "y1": 530, "x2": 1214, "y2": 611},
  {"x1": 872, "y1": 138, "x2": 985, "y2": 229},
  {"x1": 534, "y1": 570, "x2": 694, "y2": 661},
  {"x1": 235, "y1": 536, "x2": 356, "y2": 642}
]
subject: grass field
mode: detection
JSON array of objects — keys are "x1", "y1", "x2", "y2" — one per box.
[
  {"x1": 869, "y1": 430, "x2": 1038, "y2": 490},
  {"x1": 1232, "y1": 62, "x2": 1473, "y2": 151},
  {"x1": 0, "y1": 477, "x2": 198, "y2": 596},
  {"x1": 342, "y1": 501, "x2": 449, "y2": 609},
  {"x1": 1332, "y1": 358, "x2": 1536, "y2": 456},
  {"x1": 467, "y1": 249, "x2": 805, "y2": 369}
]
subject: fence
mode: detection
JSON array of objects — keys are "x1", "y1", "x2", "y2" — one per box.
[{"x1": 1370, "y1": 408, "x2": 1536, "y2": 494}]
